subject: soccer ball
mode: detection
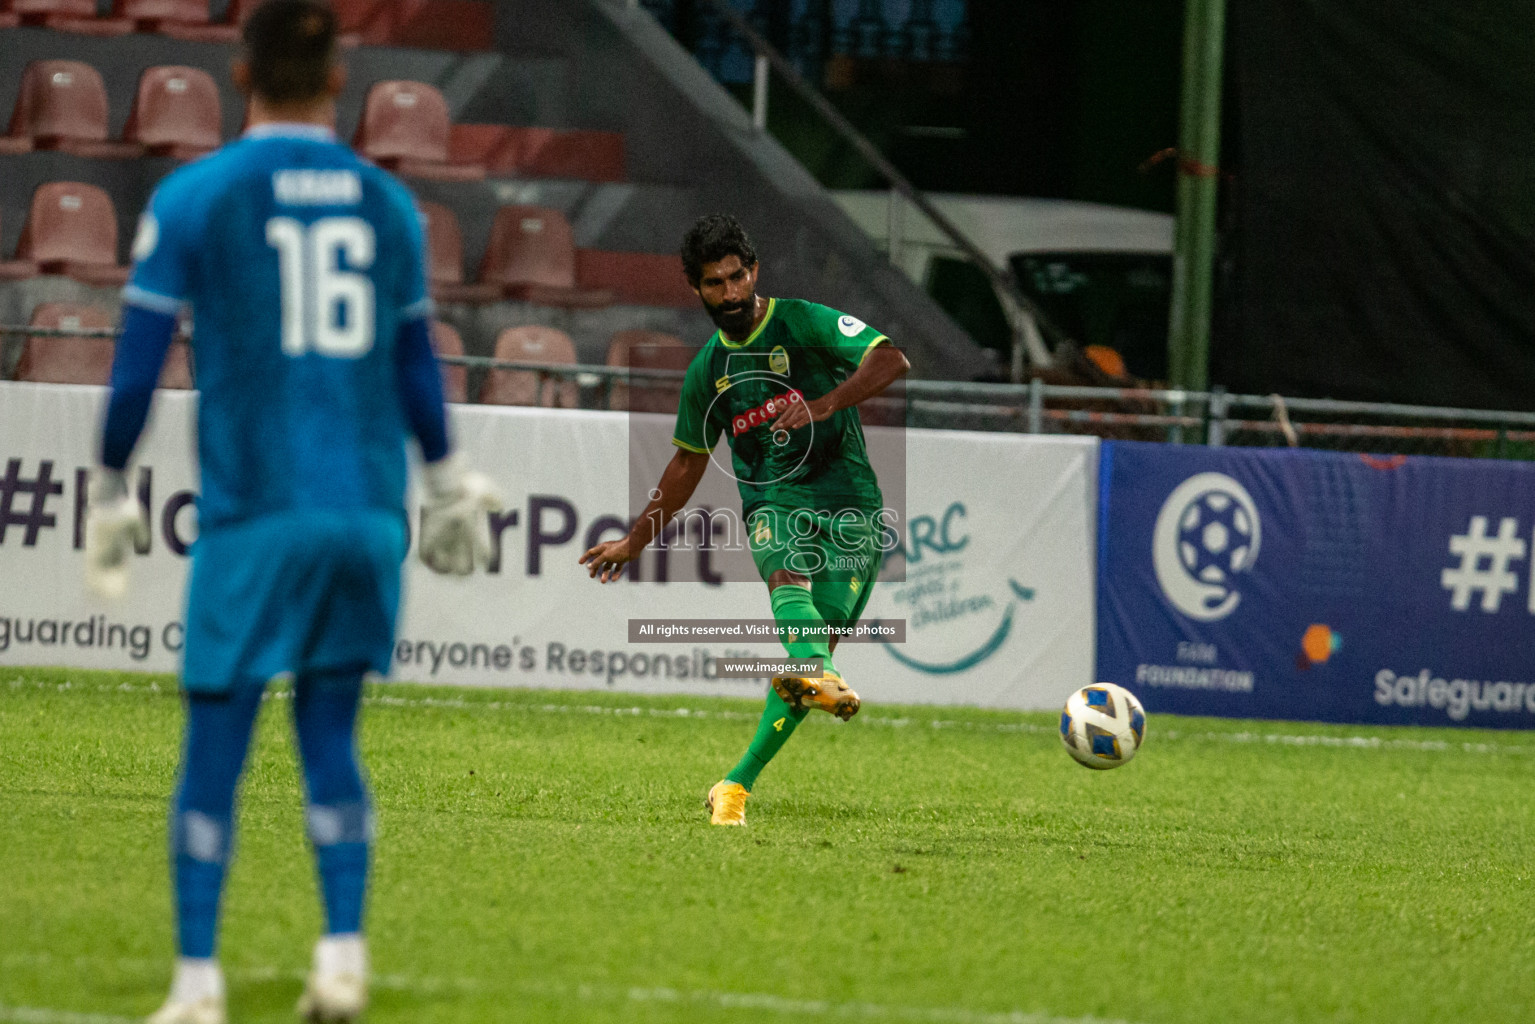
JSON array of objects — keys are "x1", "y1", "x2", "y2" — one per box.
[{"x1": 1059, "y1": 683, "x2": 1146, "y2": 770}]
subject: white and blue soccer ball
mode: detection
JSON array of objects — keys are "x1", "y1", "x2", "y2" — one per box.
[{"x1": 1060, "y1": 682, "x2": 1146, "y2": 770}]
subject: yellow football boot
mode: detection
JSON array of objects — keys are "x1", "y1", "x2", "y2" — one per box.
[
  {"x1": 772, "y1": 668, "x2": 861, "y2": 721},
  {"x1": 705, "y1": 780, "x2": 748, "y2": 825}
]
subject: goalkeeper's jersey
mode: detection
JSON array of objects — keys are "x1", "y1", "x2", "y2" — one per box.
[
  {"x1": 671, "y1": 297, "x2": 888, "y2": 516},
  {"x1": 122, "y1": 124, "x2": 432, "y2": 531}
]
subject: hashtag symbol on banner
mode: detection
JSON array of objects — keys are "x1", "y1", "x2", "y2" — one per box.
[
  {"x1": 1441, "y1": 515, "x2": 1526, "y2": 612},
  {"x1": 0, "y1": 458, "x2": 64, "y2": 547}
]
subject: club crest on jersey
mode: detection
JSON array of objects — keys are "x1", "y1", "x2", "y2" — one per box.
[
  {"x1": 837, "y1": 315, "x2": 866, "y2": 338},
  {"x1": 732, "y1": 390, "x2": 802, "y2": 436},
  {"x1": 768, "y1": 345, "x2": 790, "y2": 375}
]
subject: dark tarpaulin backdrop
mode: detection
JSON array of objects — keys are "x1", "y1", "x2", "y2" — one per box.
[{"x1": 1219, "y1": 0, "x2": 1535, "y2": 410}]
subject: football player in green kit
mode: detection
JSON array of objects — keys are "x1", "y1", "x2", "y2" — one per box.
[{"x1": 579, "y1": 214, "x2": 909, "y2": 825}]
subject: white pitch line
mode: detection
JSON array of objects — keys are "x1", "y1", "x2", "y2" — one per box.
[
  {"x1": 7, "y1": 675, "x2": 1534, "y2": 757},
  {"x1": 2, "y1": 963, "x2": 1135, "y2": 1024},
  {"x1": 0, "y1": 1006, "x2": 137, "y2": 1024},
  {"x1": 0, "y1": 951, "x2": 474, "y2": 994},
  {"x1": 620, "y1": 986, "x2": 1137, "y2": 1024}
]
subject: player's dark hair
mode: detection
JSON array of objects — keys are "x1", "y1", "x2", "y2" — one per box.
[
  {"x1": 242, "y1": 0, "x2": 338, "y2": 106},
  {"x1": 681, "y1": 214, "x2": 758, "y2": 286}
]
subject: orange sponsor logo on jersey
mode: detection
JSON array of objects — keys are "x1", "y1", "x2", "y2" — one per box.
[{"x1": 732, "y1": 390, "x2": 803, "y2": 436}]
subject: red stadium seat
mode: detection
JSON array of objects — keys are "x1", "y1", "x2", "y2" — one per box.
[
  {"x1": 115, "y1": 0, "x2": 209, "y2": 30},
  {"x1": 123, "y1": 66, "x2": 222, "y2": 159},
  {"x1": 418, "y1": 201, "x2": 497, "y2": 304},
  {"x1": 353, "y1": 82, "x2": 483, "y2": 182},
  {"x1": 430, "y1": 321, "x2": 468, "y2": 404},
  {"x1": 11, "y1": 0, "x2": 133, "y2": 35},
  {"x1": 480, "y1": 206, "x2": 612, "y2": 307},
  {"x1": 606, "y1": 330, "x2": 688, "y2": 413},
  {"x1": 321, "y1": 0, "x2": 492, "y2": 49},
  {"x1": 159, "y1": 0, "x2": 252, "y2": 41},
  {"x1": 13, "y1": 303, "x2": 115, "y2": 385},
  {"x1": 857, "y1": 393, "x2": 906, "y2": 428},
  {"x1": 446, "y1": 123, "x2": 506, "y2": 168},
  {"x1": 576, "y1": 250, "x2": 697, "y2": 308},
  {"x1": 159, "y1": 338, "x2": 194, "y2": 389},
  {"x1": 8, "y1": 60, "x2": 143, "y2": 158},
  {"x1": 0, "y1": 212, "x2": 39, "y2": 281},
  {"x1": 479, "y1": 326, "x2": 578, "y2": 407},
  {"x1": 505, "y1": 127, "x2": 625, "y2": 182},
  {"x1": 449, "y1": 124, "x2": 626, "y2": 182},
  {"x1": 16, "y1": 182, "x2": 129, "y2": 286}
]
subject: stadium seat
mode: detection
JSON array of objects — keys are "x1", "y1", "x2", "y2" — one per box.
[
  {"x1": 11, "y1": 0, "x2": 133, "y2": 35},
  {"x1": 159, "y1": 0, "x2": 251, "y2": 41},
  {"x1": 13, "y1": 303, "x2": 115, "y2": 385},
  {"x1": 418, "y1": 201, "x2": 498, "y2": 304},
  {"x1": 8, "y1": 61, "x2": 143, "y2": 158},
  {"x1": 857, "y1": 393, "x2": 907, "y2": 428},
  {"x1": 479, "y1": 206, "x2": 612, "y2": 307},
  {"x1": 0, "y1": 212, "x2": 39, "y2": 280},
  {"x1": 159, "y1": 338, "x2": 194, "y2": 389},
  {"x1": 353, "y1": 82, "x2": 483, "y2": 182},
  {"x1": 448, "y1": 125, "x2": 626, "y2": 182},
  {"x1": 506, "y1": 127, "x2": 625, "y2": 182},
  {"x1": 430, "y1": 321, "x2": 468, "y2": 404},
  {"x1": 16, "y1": 182, "x2": 129, "y2": 286},
  {"x1": 606, "y1": 330, "x2": 688, "y2": 413},
  {"x1": 115, "y1": 0, "x2": 209, "y2": 30},
  {"x1": 576, "y1": 250, "x2": 697, "y2": 308},
  {"x1": 123, "y1": 66, "x2": 221, "y2": 159},
  {"x1": 479, "y1": 326, "x2": 578, "y2": 408}
]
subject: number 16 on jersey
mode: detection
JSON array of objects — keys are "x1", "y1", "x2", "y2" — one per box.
[{"x1": 266, "y1": 216, "x2": 376, "y2": 358}]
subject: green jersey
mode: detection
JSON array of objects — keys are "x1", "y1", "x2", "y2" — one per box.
[{"x1": 671, "y1": 297, "x2": 889, "y2": 516}]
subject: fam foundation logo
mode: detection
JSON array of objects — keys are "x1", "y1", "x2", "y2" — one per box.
[
  {"x1": 1153, "y1": 472, "x2": 1261, "y2": 622},
  {"x1": 874, "y1": 502, "x2": 1035, "y2": 674}
]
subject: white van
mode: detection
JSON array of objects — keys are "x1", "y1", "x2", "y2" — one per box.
[{"x1": 834, "y1": 190, "x2": 1175, "y2": 379}]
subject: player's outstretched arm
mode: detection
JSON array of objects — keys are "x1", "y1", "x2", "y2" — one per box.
[
  {"x1": 771, "y1": 343, "x2": 910, "y2": 432},
  {"x1": 86, "y1": 304, "x2": 177, "y2": 599},
  {"x1": 579, "y1": 448, "x2": 709, "y2": 583},
  {"x1": 394, "y1": 316, "x2": 505, "y2": 575}
]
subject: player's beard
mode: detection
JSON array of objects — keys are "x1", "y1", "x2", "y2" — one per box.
[{"x1": 704, "y1": 293, "x2": 757, "y2": 337}]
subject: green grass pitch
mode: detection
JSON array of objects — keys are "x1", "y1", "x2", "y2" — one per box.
[{"x1": 3, "y1": 666, "x2": 1534, "y2": 1024}]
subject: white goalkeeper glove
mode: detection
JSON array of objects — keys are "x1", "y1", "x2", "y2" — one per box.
[
  {"x1": 418, "y1": 451, "x2": 504, "y2": 576},
  {"x1": 84, "y1": 468, "x2": 149, "y2": 600}
]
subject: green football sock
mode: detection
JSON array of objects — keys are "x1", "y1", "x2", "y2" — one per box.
[
  {"x1": 767, "y1": 583, "x2": 835, "y2": 670},
  {"x1": 725, "y1": 686, "x2": 808, "y2": 791},
  {"x1": 723, "y1": 586, "x2": 832, "y2": 791}
]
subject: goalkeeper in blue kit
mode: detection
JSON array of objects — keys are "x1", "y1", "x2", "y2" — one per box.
[{"x1": 85, "y1": 3, "x2": 500, "y2": 1021}]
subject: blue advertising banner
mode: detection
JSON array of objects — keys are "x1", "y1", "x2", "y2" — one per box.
[{"x1": 1097, "y1": 442, "x2": 1535, "y2": 728}]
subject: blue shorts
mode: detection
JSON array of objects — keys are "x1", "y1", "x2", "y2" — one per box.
[{"x1": 182, "y1": 509, "x2": 408, "y2": 693}]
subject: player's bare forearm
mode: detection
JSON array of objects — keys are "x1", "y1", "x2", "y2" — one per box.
[
  {"x1": 627, "y1": 449, "x2": 709, "y2": 549},
  {"x1": 772, "y1": 343, "x2": 910, "y2": 431},
  {"x1": 579, "y1": 448, "x2": 709, "y2": 581}
]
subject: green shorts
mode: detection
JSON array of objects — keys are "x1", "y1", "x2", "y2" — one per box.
[{"x1": 747, "y1": 506, "x2": 884, "y2": 629}]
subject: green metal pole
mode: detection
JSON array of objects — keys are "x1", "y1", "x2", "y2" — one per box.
[{"x1": 1167, "y1": 0, "x2": 1227, "y2": 392}]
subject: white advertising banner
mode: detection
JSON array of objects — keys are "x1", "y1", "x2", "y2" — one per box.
[{"x1": 0, "y1": 381, "x2": 1096, "y2": 709}]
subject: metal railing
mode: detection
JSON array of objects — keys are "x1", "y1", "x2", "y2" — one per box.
[
  {"x1": 9, "y1": 322, "x2": 1535, "y2": 457},
  {"x1": 669, "y1": 0, "x2": 1067, "y2": 377}
]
